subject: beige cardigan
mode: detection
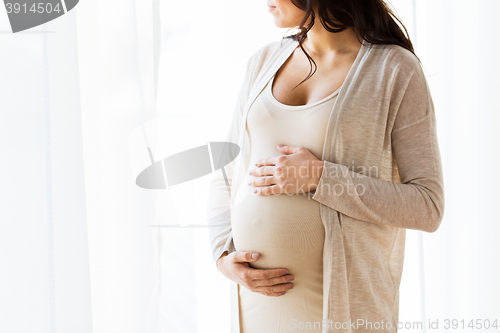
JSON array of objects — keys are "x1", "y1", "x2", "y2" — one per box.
[{"x1": 206, "y1": 36, "x2": 445, "y2": 333}]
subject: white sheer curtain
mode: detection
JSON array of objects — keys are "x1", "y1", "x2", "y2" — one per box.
[
  {"x1": 0, "y1": 6, "x2": 93, "y2": 333},
  {"x1": 1, "y1": 1, "x2": 499, "y2": 333},
  {"x1": 76, "y1": 0, "x2": 162, "y2": 332},
  {"x1": 0, "y1": 0, "x2": 161, "y2": 332}
]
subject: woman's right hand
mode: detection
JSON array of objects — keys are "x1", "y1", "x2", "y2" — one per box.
[{"x1": 216, "y1": 251, "x2": 295, "y2": 297}]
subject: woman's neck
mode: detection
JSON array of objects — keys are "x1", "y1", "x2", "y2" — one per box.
[{"x1": 302, "y1": 21, "x2": 363, "y2": 59}]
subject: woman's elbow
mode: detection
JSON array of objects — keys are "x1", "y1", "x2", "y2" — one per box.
[
  {"x1": 426, "y1": 194, "x2": 445, "y2": 233},
  {"x1": 427, "y1": 216, "x2": 442, "y2": 233}
]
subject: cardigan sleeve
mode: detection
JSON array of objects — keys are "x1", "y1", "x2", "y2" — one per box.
[
  {"x1": 311, "y1": 63, "x2": 445, "y2": 233},
  {"x1": 206, "y1": 51, "x2": 257, "y2": 266}
]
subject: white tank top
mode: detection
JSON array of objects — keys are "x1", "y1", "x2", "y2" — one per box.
[{"x1": 231, "y1": 73, "x2": 341, "y2": 332}]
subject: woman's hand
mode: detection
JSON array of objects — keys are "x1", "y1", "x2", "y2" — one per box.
[
  {"x1": 217, "y1": 251, "x2": 295, "y2": 297},
  {"x1": 248, "y1": 144, "x2": 324, "y2": 196}
]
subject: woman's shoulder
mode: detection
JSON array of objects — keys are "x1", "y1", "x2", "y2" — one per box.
[
  {"x1": 369, "y1": 42, "x2": 422, "y2": 74},
  {"x1": 367, "y1": 43, "x2": 430, "y2": 109},
  {"x1": 246, "y1": 36, "x2": 297, "y2": 68}
]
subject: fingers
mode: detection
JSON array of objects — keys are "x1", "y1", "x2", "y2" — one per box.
[
  {"x1": 232, "y1": 251, "x2": 260, "y2": 263},
  {"x1": 241, "y1": 267, "x2": 288, "y2": 281},
  {"x1": 254, "y1": 157, "x2": 277, "y2": 167},
  {"x1": 236, "y1": 266, "x2": 295, "y2": 297},
  {"x1": 238, "y1": 265, "x2": 289, "y2": 281},
  {"x1": 251, "y1": 274, "x2": 295, "y2": 288},
  {"x1": 238, "y1": 271, "x2": 294, "y2": 296},
  {"x1": 249, "y1": 165, "x2": 277, "y2": 177},
  {"x1": 233, "y1": 254, "x2": 289, "y2": 280},
  {"x1": 231, "y1": 251, "x2": 296, "y2": 297},
  {"x1": 252, "y1": 282, "x2": 295, "y2": 297},
  {"x1": 249, "y1": 175, "x2": 276, "y2": 188}
]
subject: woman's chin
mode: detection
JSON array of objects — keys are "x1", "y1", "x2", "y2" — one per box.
[
  {"x1": 272, "y1": 19, "x2": 292, "y2": 29},
  {"x1": 275, "y1": 24, "x2": 300, "y2": 30}
]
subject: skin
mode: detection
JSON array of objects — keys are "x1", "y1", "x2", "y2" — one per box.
[{"x1": 217, "y1": 0, "x2": 364, "y2": 297}]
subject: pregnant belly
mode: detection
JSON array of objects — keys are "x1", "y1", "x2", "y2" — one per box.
[
  {"x1": 233, "y1": 172, "x2": 326, "y2": 331},
  {"x1": 231, "y1": 178, "x2": 325, "y2": 271}
]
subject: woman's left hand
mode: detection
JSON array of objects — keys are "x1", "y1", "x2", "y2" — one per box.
[{"x1": 248, "y1": 144, "x2": 324, "y2": 196}]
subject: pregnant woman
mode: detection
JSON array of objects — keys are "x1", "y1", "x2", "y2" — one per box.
[{"x1": 207, "y1": 0, "x2": 444, "y2": 332}]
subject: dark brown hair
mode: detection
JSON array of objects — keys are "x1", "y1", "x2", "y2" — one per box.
[{"x1": 280, "y1": 0, "x2": 419, "y2": 90}]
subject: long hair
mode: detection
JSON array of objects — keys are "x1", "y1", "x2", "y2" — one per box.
[{"x1": 280, "y1": 0, "x2": 418, "y2": 90}]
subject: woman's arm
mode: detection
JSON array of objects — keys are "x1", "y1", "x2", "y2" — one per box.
[{"x1": 311, "y1": 66, "x2": 445, "y2": 233}]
